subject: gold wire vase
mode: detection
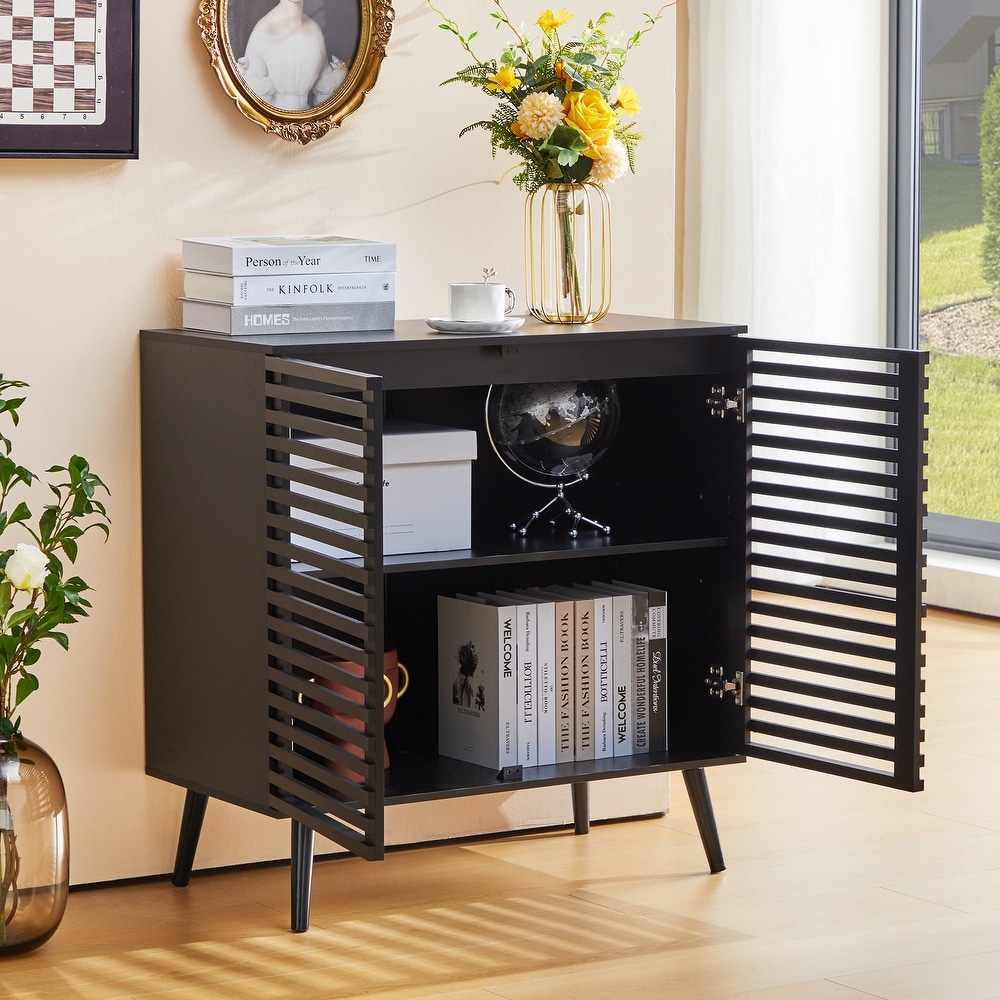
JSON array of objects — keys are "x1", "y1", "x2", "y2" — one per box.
[{"x1": 524, "y1": 182, "x2": 612, "y2": 324}]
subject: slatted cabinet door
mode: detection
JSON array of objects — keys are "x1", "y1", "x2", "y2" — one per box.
[
  {"x1": 263, "y1": 356, "x2": 387, "y2": 860},
  {"x1": 742, "y1": 341, "x2": 927, "y2": 791}
]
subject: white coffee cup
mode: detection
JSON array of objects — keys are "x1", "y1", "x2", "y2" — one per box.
[{"x1": 449, "y1": 282, "x2": 516, "y2": 322}]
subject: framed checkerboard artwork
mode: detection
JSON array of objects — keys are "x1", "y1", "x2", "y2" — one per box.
[{"x1": 0, "y1": 0, "x2": 138, "y2": 157}]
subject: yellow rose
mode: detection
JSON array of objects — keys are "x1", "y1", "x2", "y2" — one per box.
[
  {"x1": 563, "y1": 89, "x2": 619, "y2": 158},
  {"x1": 537, "y1": 8, "x2": 573, "y2": 33},
  {"x1": 616, "y1": 84, "x2": 641, "y2": 116},
  {"x1": 486, "y1": 65, "x2": 518, "y2": 94}
]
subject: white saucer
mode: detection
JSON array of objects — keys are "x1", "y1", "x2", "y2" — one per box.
[{"x1": 425, "y1": 316, "x2": 525, "y2": 335}]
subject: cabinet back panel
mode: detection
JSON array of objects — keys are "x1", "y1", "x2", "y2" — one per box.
[{"x1": 386, "y1": 374, "x2": 732, "y2": 544}]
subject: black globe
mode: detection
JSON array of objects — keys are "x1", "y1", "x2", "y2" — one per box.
[{"x1": 485, "y1": 380, "x2": 620, "y2": 488}]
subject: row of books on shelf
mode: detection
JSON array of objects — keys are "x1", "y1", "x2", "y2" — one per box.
[
  {"x1": 438, "y1": 582, "x2": 667, "y2": 771},
  {"x1": 177, "y1": 234, "x2": 397, "y2": 336}
]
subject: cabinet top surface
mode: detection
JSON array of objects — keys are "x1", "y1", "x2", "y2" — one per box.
[{"x1": 140, "y1": 314, "x2": 748, "y2": 354}]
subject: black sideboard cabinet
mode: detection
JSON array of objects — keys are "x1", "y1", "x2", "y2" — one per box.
[{"x1": 139, "y1": 315, "x2": 927, "y2": 931}]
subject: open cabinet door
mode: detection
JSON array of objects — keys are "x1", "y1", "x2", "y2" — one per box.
[
  {"x1": 263, "y1": 356, "x2": 387, "y2": 859},
  {"x1": 742, "y1": 340, "x2": 927, "y2": 791}
]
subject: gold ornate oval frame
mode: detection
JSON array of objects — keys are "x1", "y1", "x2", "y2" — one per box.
[{"x1": 198, "y1": 0, "x2": 394, "y2": 145}]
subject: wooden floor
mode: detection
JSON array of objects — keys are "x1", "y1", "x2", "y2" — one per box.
[{"x1": 4, "y1": 607, "x2": 1000, "y2": 999}]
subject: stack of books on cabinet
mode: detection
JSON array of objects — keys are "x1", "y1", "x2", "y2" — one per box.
[
  {"x1": 438, "y1": 582, "x2": 668, "y2": 771},
  {"x1": 178, "y1": 234, "x2": 396, "y2": 336}
]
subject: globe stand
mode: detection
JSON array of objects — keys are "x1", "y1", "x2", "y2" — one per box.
[
  {"x1": 509, "y1": 475, "x2": 611, "y2": 539},
  {"x1": 485, "y1": 380, "x2": 619, "y2": 541}
]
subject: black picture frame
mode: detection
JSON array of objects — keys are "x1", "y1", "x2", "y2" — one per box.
[{"x1": 0, "y1": 0, "x2": 139, "y2": 159}]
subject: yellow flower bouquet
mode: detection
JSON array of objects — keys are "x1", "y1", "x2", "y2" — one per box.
[{"x1": 428, "y1": 2, "x2": 675, "y2": 191}]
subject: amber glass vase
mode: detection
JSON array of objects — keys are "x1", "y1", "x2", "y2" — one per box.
[
  {"x1": 0, "y1": 734, "x2": 69, "y2": 956},
  {"x1": 524, "y1": 181, "x2": 612, "y2": 324}
]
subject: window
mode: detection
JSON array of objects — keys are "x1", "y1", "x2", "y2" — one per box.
[{"x1": 911, "y1": 0, "x2": 1000, "y2": 556}]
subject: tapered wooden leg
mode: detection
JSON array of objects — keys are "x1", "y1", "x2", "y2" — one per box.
[
  {"x1": 290, "y1": 820, "x2": 315, "y2": 932},
  {"x1": 572, "y1": 781, "x2": 590, "y2": 835},
  {"x1": 682, "y1": 768, "x2": 726, "y2": 873},
  {"x1": 171, "y1": 790, "x2": 208, "y2": 887}
]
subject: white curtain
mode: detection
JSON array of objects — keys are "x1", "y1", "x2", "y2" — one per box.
[{"x1": 681, "y1": 0, "x2": 888, "y2": 348}]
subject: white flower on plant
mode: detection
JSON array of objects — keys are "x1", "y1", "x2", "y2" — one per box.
[
  {"x1": 4, "y1": 543, "x2": 48, "y2": 592},
  {"x1": 515, "y1": 91, "x2": 565, "y2": 140},
  {"x1": 589, "y1": 137, "x2": 629, "y2": 184}
]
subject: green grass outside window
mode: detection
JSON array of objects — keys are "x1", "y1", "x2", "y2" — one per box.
[{"x1": 920, "y1": 160, "x2": 1000, "y2": 521}]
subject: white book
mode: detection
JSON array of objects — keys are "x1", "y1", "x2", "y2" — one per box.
[
  {"x1": 508, "y1": 600, "x2": 538, "y2": 767},
  {"x1": 438, "y1": 595, "x2": 518, "y2": 770},
  {"x1": 180, "y1": 234, "x2": 396, "y2": 275},
  {"x1": 180, "y1": 297, "x2": 395, "y2": 336},
  {"x1": 544, "y1": 586, "x2": 595, "y2": 762},
  {"x1": 474, "y1": 594, "x2": 521, "y2": 767},
  {"x1": 516, "y1": 601, "x2": 538, "y2": 767},
  {"x1": 554, "y1": 601, "x2": 576, "y2": 762},
  {"x1": 532, "y1": 599, "x2": 557, "y2": 766},
  {"x1": 182, "y1": 269, "x2": 396, "y2": 306},
  {"x1": 610, "y1": 592, "x2": 634, "y2": 756},
  {"x1": 586, "y1": 582, "x2": 636, "y2": 756},
  {"x1": 495, "y1": 591, "x2": 556, "y2": 767},
  {"x1": 572, "y1": 586, "x2": 614, "y2": 760},
  {"x1": 521, "y1": 588, "x2": 575, "y2": 762},
  {"x1": 573, "y1": 595, "x2": 595, "y2": 762}
]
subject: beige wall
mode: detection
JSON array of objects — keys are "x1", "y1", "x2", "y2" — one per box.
[{"x1": 0, "y1": 2, "x2": 676, "y2": 884}]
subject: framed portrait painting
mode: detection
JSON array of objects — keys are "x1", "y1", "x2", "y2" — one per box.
[
  {"x1": 198, "y1": 0, "x2": 394, "y2": 145},
  {"x1": 0, "y1": 0, "x2": 139, "y2": 158}
]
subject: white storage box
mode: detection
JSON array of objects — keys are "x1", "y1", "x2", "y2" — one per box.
[{"x1": 290, "y1": 421, "x2": 477, "y2": 560}]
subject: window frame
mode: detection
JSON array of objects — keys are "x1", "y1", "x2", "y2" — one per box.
[{"x1": 894, "y1": 0, "x2": 1000, "y2": 558}]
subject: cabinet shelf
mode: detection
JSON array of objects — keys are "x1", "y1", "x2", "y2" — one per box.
[
  {"x1": 382, "y1": 749, "x2": 746, "y2": 804},
  {"x1": 380, "y1": 532, "x2": 728, "y2": 573},
  {"x1": 287, "y1": 531, "x2": 728, "y2": 576}
]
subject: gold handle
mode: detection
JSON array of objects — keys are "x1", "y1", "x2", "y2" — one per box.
[{"x1": 383, "y1": 662, "x2": 409, "y2": 708}]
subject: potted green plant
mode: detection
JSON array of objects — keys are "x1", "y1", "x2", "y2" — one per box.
[{"x1": 0, "y1": 374, "x2": 110, "y2": 954}]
